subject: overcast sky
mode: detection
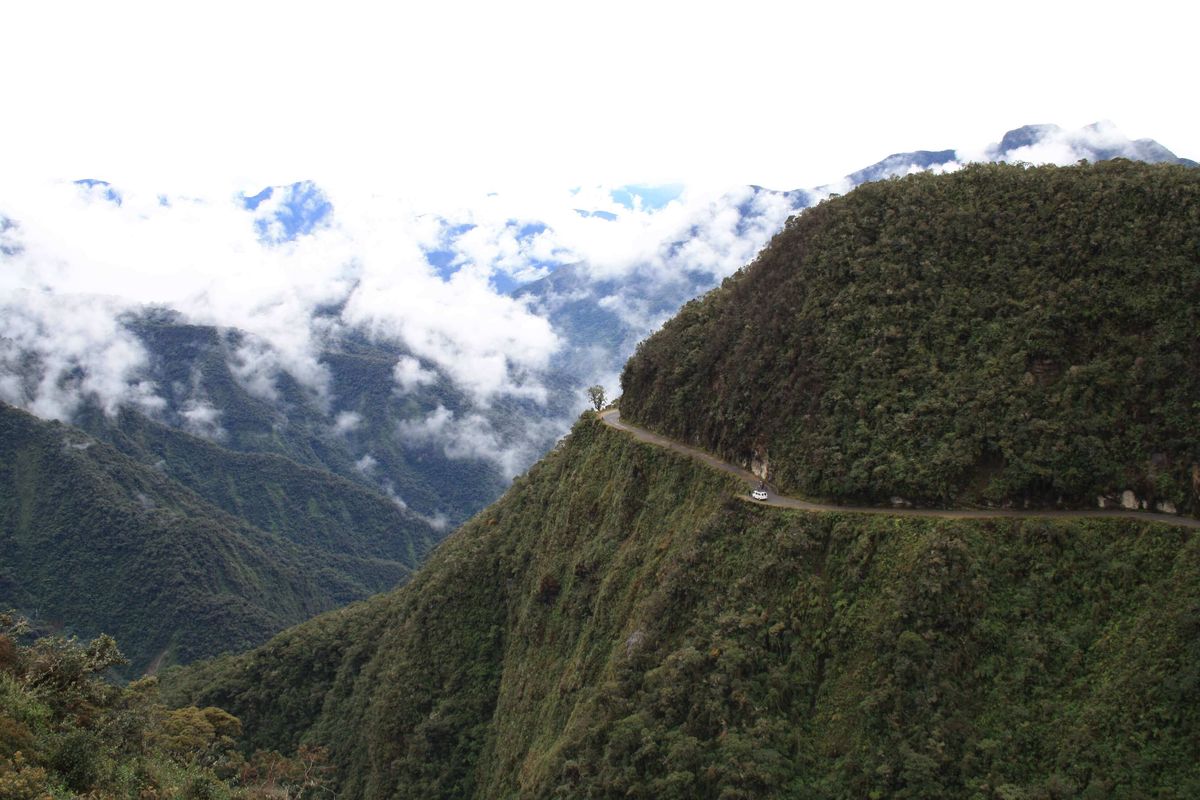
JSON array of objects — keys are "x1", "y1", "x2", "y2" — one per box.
[{"x1": 3, "y1": 0, "x2": 1196, "y2": 195}]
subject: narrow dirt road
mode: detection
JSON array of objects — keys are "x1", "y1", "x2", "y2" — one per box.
[{"x1": 599, "y1": 409, "x2": 1200, "y2": 530}]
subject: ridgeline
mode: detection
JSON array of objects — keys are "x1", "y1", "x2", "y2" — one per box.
[{"x1": 621, "y1": 160, "x2": 1200, "y2": 515}]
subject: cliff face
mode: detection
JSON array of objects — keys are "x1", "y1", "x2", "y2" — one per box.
[
  {"x1": 166, "y1": 416, "x2": 1200, "y2": 799},
  {"x1": 620, "y1": 161, "x2": 1200, "y2": 513}
]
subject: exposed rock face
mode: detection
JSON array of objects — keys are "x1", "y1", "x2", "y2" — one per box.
[
  {"x1": 750, "y1": 448, "x2": 769, "y2": 481},
  {"x1": 1098, "y1": 492, "x2": 1179, "y2": 515}
]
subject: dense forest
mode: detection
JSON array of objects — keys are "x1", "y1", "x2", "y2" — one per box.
[
  {"x1": 0, "y1": 402, "x2": 439, "y2": 673},
  {"x1": 164, "y1": 416, "x2": 1200, "y2": 799},
  {"x1": 620, "y1": 161, "x2": 1200, "y2": 513},
  {"x1": 0, "y1": 612, "x2": 331, "y2": 798}
]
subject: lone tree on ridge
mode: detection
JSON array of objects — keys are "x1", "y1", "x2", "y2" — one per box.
[{"x1": 587, "y1": 385, "x2": 606, "y2": 411}]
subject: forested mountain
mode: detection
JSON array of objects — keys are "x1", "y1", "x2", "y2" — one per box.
[
  {"x1": 161, "y1": 162, "x2": 1200, "y2": 798},
  {"x1": 0, "y1": 401, "x2": 440, "y2": 673},
  {"x1": 164, "y1": 416, "x2": 1200, "y2": 799},
  {"x1": 621, "y1": 160, "x2": 1200, "y2": 514},
  {"x1": 88, "y1": 313, "x2": 509, "y2": 528},
  {"x1": 507, "y1": 124, "x2": 1195, "y2": 425}
]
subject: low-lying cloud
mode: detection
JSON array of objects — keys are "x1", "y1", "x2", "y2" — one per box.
[{"x1": 0, "y1": 122, "x2": 1186, "y2": 483}]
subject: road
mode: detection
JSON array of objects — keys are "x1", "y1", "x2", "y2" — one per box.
[{"x1": 598, "y1": 409, "x2": 1200, "y2": 530}]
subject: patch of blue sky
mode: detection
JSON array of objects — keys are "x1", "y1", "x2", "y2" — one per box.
[
  {"x1": 241, "y1": 186, "x2": 274, "y2": 210},
  {"x1": 242, "y1": 181, "x2": 333, "y2": 243},
  {"x1": 74, "y1": 179, "x2": 122, "y2": 205},
  {"x1": 514, "y1": 221, "x2": 546, "y2": 239},
  {"x1": 491, "y1": 272, "x2": 522, "y2": 294},
  {"x1": 424, "y1": 249, "x2": 460, "y2": 279},
  {"x1": 609, "y1": 184, "x2": 684, "y2": 211},
  {"x1": 422, "y1": 222, "x2": 475, "y2": 278},
  {"x1": 425, "y1": 218, "x2": 564, "y2": 288},
  {"x1": 574, "y1": 209, "x2": 618, "y2": 221}
]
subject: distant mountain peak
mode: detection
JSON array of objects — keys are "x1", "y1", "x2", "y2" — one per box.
[
  {"x1": 836, "y1": 122, "x2": 1194, "y2": 194},
  {"x1": 996, "y1": 123, "x2": 1063, "y2": 153}
]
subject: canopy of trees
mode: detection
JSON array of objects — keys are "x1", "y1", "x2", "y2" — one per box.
[
  {"x1": 164, "y1": 418, "x2": 1200, "y2": 798},
  {"x1": 621, "y1": 161, "x2": 1200, "y2": 513},
  {"x1": 0, "y1": 612, "x2": 331, "y2": 798}
]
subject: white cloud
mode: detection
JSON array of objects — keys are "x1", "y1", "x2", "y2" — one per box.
[
  {"x1": 334, "y1": 410, "x2": 362, "y2": 434},
  {"x1": 396, "y1": 405, "x2": 561, "y2": 480},
  {"x1": 0, "y1": 290, "x2": 159, "y2": 420},
  {"x1": 342, "y1": 260, "x2": 560, "y2": 405},
  {"x1": 180, "y1": 399, "x2": 225, "y2": 441},
  {"x1": 393, "y1": 356, "x2": 437, "y2": 393}
]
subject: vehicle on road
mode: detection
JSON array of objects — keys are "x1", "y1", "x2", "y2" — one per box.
[{"x1": 751, "y1": 485, "x2": 769, "y2": 501}]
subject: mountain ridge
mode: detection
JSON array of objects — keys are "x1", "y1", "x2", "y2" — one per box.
[
  {"x1": 0, "y1": 400, "x2": 438, "y2": 673},
  {"x1": 620, "y1": 160, "x2": 1200, "y2": 515}
]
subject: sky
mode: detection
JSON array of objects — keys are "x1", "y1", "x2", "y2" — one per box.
[
  {"x1": 2, "y1": 0, "x2": 1196, "y2": 194},
  {"x1": 1, "y1": 0, "x2": 1197, "y2": 481}
]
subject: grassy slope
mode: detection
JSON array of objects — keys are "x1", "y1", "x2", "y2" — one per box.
[
  {"x1": 619, "y1": 161, "x2": 1200, "y2": 513},
  {"x1": 165, "y1": 416, "x2": 1200, "y2": 799},
  {"x1": 0, "y1": 402, "x2": 426, "y2": 673}
]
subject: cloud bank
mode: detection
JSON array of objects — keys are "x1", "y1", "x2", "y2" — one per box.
[{"x1": 0, "y1": 122, "x2": 1188, "y2": 478}]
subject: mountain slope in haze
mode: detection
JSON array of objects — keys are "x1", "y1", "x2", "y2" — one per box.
[
  {"x1": 105, "y1": 312, "x2": 509, "y2": 527},
  {"x1": 620, "y1": 160, "x2": 1200, "y2": 514},
  {"x1": 0, "y1": 401, "x2": 439, "y2": 673},
  {"x1": 163, "y1": 416, "x2": 1200, "y2": 799}
]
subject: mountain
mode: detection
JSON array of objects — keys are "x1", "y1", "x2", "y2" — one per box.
[
  {"x1": 0, "y1": 401, "x2": 440, "y2": 673},
  {"x1": 510, "y1": 122, "x2": 1196, "y2": 424},
  {"x1": 93, "y1": 311, "x2": 509, "y2": 528},
  {"x1": 621, "y1": 160, "x2": 1200, "y2": 514},
  {"x1": 2, "y1": 123, "x2": 1191, "y2": 537},
  {"x1": 162, "y1": 162, "x2": 1200, "y2": 798},
  {"x1": 994, "y1": 122, "x2": 1198, "y2": 168},
  {"x1": 163, "y1": 417, "x2": 1200, "y2": 799},
  {"x1": 1, "y1": 123, "x2": 1193, "y2": 680}
]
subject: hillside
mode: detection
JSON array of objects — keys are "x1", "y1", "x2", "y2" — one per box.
[
  {"x1": 108, "y1": 314, "x2": 509, "y2": 526},
  {"x1": 0, "y1": 402, "x2": 439, "y2": 673},
  {"x1": 620, "y1": 161, "x2": 1200, "y2": 514},
  {"x1": 164, "y1": 415, "x2": 1200, "y2": 799}
]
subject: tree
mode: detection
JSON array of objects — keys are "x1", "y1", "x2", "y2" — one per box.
[{"x1": 587, "y1": 385, "x2": 606, "y2": 411}]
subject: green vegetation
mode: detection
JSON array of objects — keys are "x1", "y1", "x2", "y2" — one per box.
[
  {"x1": 165, "y1": 417, "x2": 1200, "y2": 798},
  {"x1": 0, "y1": 612, "x2": 334, "y2": 799},
  {"x1": 83, "y1": 408, "x2": 441, "y2": 571},
  {"x1": 0, "y1": 402, "x2": 436, "y2": 674},
  {"x1": 620, "y1": 161, "x2": 1200, "y2": 513}
]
